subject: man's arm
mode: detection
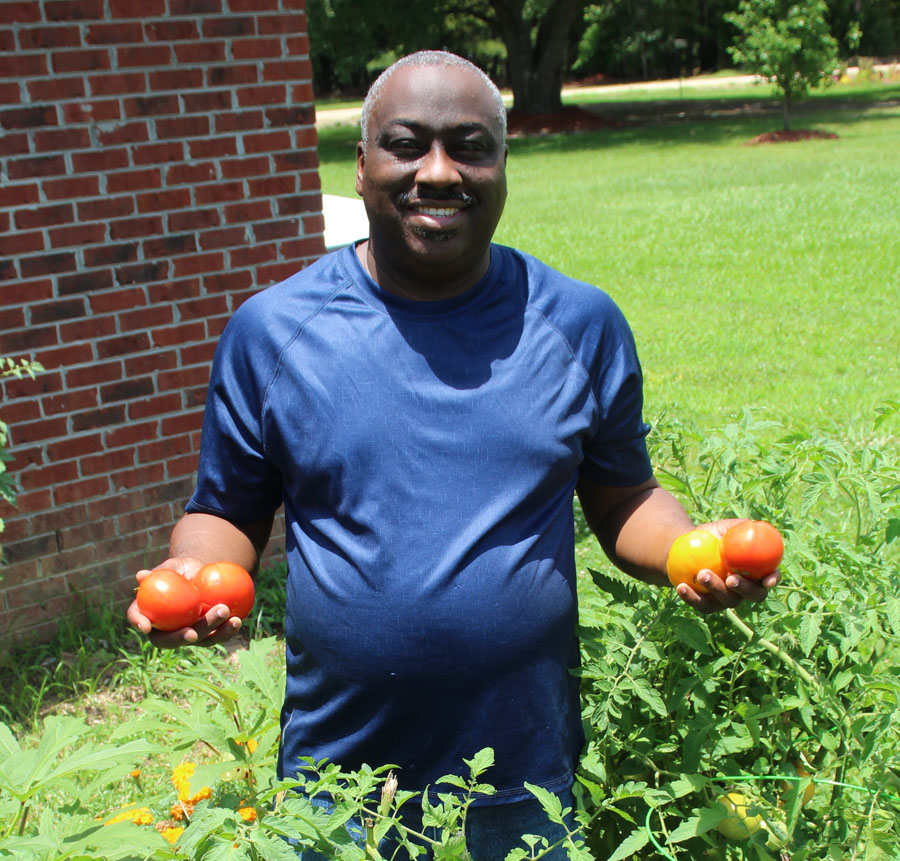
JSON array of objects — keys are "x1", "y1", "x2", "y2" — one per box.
[
  {"x1": 575, "y1": 476, "x2": 777, "y2": 613},
  {"x1": 126, "y1": 511, "x2": 274, "y2": 647}
]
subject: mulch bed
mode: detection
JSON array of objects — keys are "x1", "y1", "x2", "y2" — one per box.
[{"x1": 744, "y1": 129, "x2": 839, "y2": 144}]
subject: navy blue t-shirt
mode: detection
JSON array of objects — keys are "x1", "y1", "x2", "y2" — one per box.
[{"x1": 186, "y1": 243, "x2": 652, "y2": 803}]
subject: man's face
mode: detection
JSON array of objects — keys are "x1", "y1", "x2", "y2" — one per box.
[{"x1": 356, "y1": 64, "x2": 508, "y2": 295}]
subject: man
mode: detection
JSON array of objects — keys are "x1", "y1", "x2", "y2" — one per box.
[{"x1": 127, "y1": 51, "x2": 777, "y2": 858}]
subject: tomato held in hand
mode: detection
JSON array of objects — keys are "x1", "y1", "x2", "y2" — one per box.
[
  {"x1": 194, "y1": 561, "x2": 255, "y2": 620},
  {"x1": 721, "y1": 520, "x2": 783, "y2": 580},
  {"x1": 136, "y1": 569, "x2": 203, "y2": 632},
  {"x1": 666, "y1": 529, "x2": 728, "y2": 594}
]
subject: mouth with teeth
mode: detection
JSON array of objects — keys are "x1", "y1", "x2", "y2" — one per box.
[{"x1": 401, "y1": 192, "x2": 474, "y2": 237}]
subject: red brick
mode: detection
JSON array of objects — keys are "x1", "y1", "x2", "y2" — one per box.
[
  {"x1": 110, "y1": 0, "x2": 165, "y2": 16},
  {"x1": 20, "y1": 252, "x2": 77, "y2": 278},
  {"x1": 0, "y1": 259, "x2": 18, "y2": 282},
  {"x1": 53, "y1": 475, "x2": 111, "y2": 506},
  {"x1": 198, "y1": 225, "x2": 247, "y2": 250},
  {"x1": 59, "y1": 313, "x2": 117, "y2": 342},
  {"x1": 114, "y1": 260, "x2": 170, "y2": 286},
  {"x1": 57, "y1": 517, "x2": 120, "y2": 550},
  {"x1": 6, "y1": 154, "x2": 66, "y2": 180},
  {"x1": 273, "y1": 149, "x2": 318, "y2": 172},
  {"x1": 206, "y1": 63, "x2": 258, "y2": 86},
  {"x1": 105, "y1": 420, "x2": 158, "y2": 449},
  {"x1": 78, "y1": 194, "x2": 134, "y2": 221},
  {"x1": 149, "y1": 321, "x2": 206, "y2": 348},
  {"x1": 146, "y1": 278, "x2": 202, "y2": 305},
  {"x1": 1, "y1": 105, "x2": 58, "y2": 130},
  {"x1": 81, "y1": 243, "x2": 138, "y2": 270},
  {"x1": 275, "y1": 194, "x2": 322, "y2": 216},
  {"x1": 33, "y1": 341, "x2": 93, "y2": 370},
  {"x1": 34, "y1": 127, "x2": 91, "y2": 152},
  {"x1": 236, "y1": 84, "x2": 286, "y2": 107},
  {"x1": 0, "y1": 306, "x2": 26, "y2": 329},
  {"x1": 290, "y1": 81, "x2": 314, "y2": 103},
  {"x1": 43, "y1": 175, "x2": 101, "y2": 200},
  {"x1": 109, "y1": 215, "x2": 165, "y2": 240},
  {"x1": 194, "y1": 180, "x2": 243, "y2": 205},
  {"x1": 97, "y1": 120, "x2": 150, "y2": 146},
  {"x1": 176, "y1": 294, "x2": 229, "y2": 320},
  {"x1": 116, "y1": 304, "x2": 174, "y2": 332},
  {"x1": 105, "y1": 167, "x2": 160, "y2": 194},
  {"x1": 66, "y1": 359, "x2": 124, "y2": 388},
  {"x1": 157, "y1": 364, "x2": 210, "y2": 392},
  {"x1": 0, "y1": 2, "x2": 41, "y2": 23},
  {"x1": 178, "y1": 340, "x2": 217, "y2": 367},
  {"x1": 72, "y1": 147, "x2": 129, "y2": 172},
  {"x1": 182, "y1": 89, "x2": 231, "y2": 113},
  {"x1": 58, "y1": 269, "x2": 117, "y2": 295},
  {"x1": 254, "y1": 219, "x2": 299, "y2": 242},
  {"x1": 0, "y1": 278, "x2": 53, "y2": 306},
  {"x1": 136, "y1": 188, "x2": 191, "y2": 213},
  {"x1": 149, "y1": 67, "x2": 204, "y2": 91},
  {"x1": 62, "y1": 98, "x2": 122, "y2": 124},
  {"x1": 155, "y1": 116, "x2": 213, "y2": 141},
  {"x1": 294, "y1": 127, "x2": 319, "y2": 150},
  {"x1": 144, "y1": 19, "x2": 200, "y2": 41},
  {"x1": 52, "y1": 48, "x2": 113, "y2": 74},
  {"x1": 142, "y1": 234, "x2": 197, "y2": 258},
  {"x1": 243, "y1": 129, "x2": 292, "y2": 154},
  {"x1": 232, "y1": 37, "x2": 281, "y2": 60},
  {"x1": 27, "y1": 77, "x2": 86, "y2": 102},
  {"x1": 230, "y1": 242, "x2": 277, "y2": 268},
  {"x1": 205, "y1": 311, "x2": 233, "y2": 335},
  {"x1": 123, "y1": 93, "x2": 179, "y2": 117},
  {"x1": 87, "y1": 287, "x2": 145, "y2": 316},
  {"x1": 130, "y1": 141, "x2": 184, "y2": 165},
  {"x1": 169, "y1": 0, "x2": 222, "y2": 13},
  {"x1": 172, "y1": 251, "x2": 225, "y2": 278},
  {"x1": 49, "y1": 222, "x2": 107, "y2": 249},
  {"x1": 168, "y1": 208, "x2": 219, "y2": 231},
  {"x1": 45, "y1": 0, "x2": 104, "y2": 20},
  {"x1": 30, "y1": 296, "x2": 86, "y2": 325},
  {"x1": 14, "y1": 203, "x2": 74, "y2": 231},
  {"x1": 100, "y1": 375, "x2": 155, "y2": 404},
  {"x1": 302, "y1": 213, "x2": 325, "y2": 234},
  {"x1": 187, "y1": 136, "x2": 238, "y2": 159},
  {"x1": 0, "y1": 131, "x2": 29, "y2": 157},
  {"x1": 127, "y1": 394, "x2": 181, "y2": 419},
  {"x1": 42, "y1": 387, "x2": 100, "y2": 417},
  {"x1": 87, "y1": 71, "x2": 146, "y2": 96},
  {"x1": 136, "y1": 435, "x2": 191, "y2": 464},
  {"x1": 19, "y1": 24, "x2": 81, "y2": 48},
  {"x1": 0, "y1": 230, "x2": 44, "y2": 256},
  {"x1": 258, "y1": 14, "x2": 305, "y2": 36},
  {"x1": 279, "y1": 235, "x2": 324, "y2": 260},
  {"x1": 84, "y1": 21, "x2": 144, "y2": 44},
  {"x1": 202, "y1": 16, "x2": 255, "y2": 37},
  {"x1": 249, "y1": 176, "x2": 294, "y2": 198},
  {"x1": 125, "y1": 350, "x2": 178, "y2": 377},
  {"x1": 87, "y1": 487, "x2": 142, "y2": 518},
  {"x1": 224, "y1": 200, "x2": 271, "y2": 223},
  {"x1": 0, "y1": 52, "x2": 47, "y2": 77},
  {"x1": 215, "y1": 109, "x2": 264, "y2": 133},
  {"x1": 95, "y1": 331, "x2": 151, "y2": 359},
  {"x1": 165, "y1": 161, "x2": 216, "y2": 186},
  {"x1": 117, "y1": 44, "x2": 172, "y2": 67},
  {"x1": 2, "y1": 183, "x2": 39, "y2": 207},
  {"x1": 173, "y1": 40, "x2": 225, "y2": 63}
]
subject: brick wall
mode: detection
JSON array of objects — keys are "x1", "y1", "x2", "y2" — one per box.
[{"x1": 0, "y1": 0, "x2": 325, "y2": 644}]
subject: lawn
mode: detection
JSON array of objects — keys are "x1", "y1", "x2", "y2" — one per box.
[{"x1": 317, "y1": 79, "x2": 900, "y2": 432}]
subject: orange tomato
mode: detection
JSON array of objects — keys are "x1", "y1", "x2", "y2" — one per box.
[
  {"x1": 721, "y1": 520, "x2": 783, "y2": 580},
  {"x1": 666, "y1": 529, "x2": 728, "y2": 594},
  {"x1": 193, "y1": 561, "x2": 255, "y2": 620},
  {"x1": 136, "y1": 569, "x2": 203, "y2": 631}
]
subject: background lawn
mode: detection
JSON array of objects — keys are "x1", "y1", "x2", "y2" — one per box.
[{"x1": 317, "y1": 81, "x2": 900, "y2": 433}]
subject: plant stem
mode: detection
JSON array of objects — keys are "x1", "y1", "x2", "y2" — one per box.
[{"x1": 724, "y1": 608, "x2": 817, "y2": 688}]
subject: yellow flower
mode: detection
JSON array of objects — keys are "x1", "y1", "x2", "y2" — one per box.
[
  {"x1": 238, "y1": 806, "x2": 257, "y2": 822},
  {"x1": 171, "y1": 761, "x2": 211, "y2": 803},
  {"x1": 104, "y1": 807, "x2": 154, "y2": 826},
  {"x1": 129, "y1": 769, "x2": 141, "y2": 779},
  {"x1": 161, "y1": 826, "x2": 185, "y2": 845}
]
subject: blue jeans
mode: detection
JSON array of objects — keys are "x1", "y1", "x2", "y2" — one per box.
[{"x1": 292, "y1": 789, "x2": 579, "y2": 860}]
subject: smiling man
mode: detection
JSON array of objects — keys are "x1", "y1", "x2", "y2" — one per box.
[{"x1": 127, "y1": 51, "x2": 778, "y2": 859}]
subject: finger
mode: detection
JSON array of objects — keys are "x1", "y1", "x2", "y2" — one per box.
[
  {"x1": 189, "y1": 604, "x2": 243, "y2": 647},
  {"x1": 126, "y1": 599, "x2": 154, "y2": 635},
  {"x1": 674, "y1": 582, "x2": 728, "y2": 614},
  {"x1": 695, "y1": 570, "x2": 742, "y2": 608}
]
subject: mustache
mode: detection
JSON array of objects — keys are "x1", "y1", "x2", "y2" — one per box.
[{"x1": 398, "y1": 190, "x2": 474, "y2": 207}]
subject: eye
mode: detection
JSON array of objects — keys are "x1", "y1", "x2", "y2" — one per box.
[{"x1": 386, "y1": 138, "x2": 423, "y2": 156}]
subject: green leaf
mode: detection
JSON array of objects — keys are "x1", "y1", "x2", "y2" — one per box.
[
  {"x1": 631, "y1": 678, "x2": 668, "y2": 717},
  {"x1": 606, "y1": 828, "x2": 650, "y2": 861},
  {"x1": 667, "y1": 806, "x2": 722, "y2": 843}
]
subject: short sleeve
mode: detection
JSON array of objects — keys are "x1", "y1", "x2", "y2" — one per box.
[{"x1": 185, "y1": 300, "x2": 283, "y2": 522}]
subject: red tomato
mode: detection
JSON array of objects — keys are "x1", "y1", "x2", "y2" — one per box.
[
  {"x1": 193, "y1": 561, "x2": 255, "y2": 620},
  {"x1": 136, "y1": 569, "x2": 203, "y2": 632},
  {"x1": 721, "y1": 520, "x2": 784, "y2": 580}
]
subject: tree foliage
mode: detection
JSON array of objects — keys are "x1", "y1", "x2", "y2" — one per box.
[{"x1": 725, "y1": 0, "x2": 845, "y2": 130}]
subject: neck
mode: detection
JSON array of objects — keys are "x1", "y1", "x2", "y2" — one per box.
[{"x1": 356, "y1": 241, "x2": 490, "y2": 302}]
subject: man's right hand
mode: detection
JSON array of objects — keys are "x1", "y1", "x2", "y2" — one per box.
[{"x1": 125, "y1": 556, "x2": 244, "y2": 649}]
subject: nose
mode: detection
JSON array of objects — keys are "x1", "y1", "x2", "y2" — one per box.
[{"x1": 415, "y1": 143, "x2": 461, "y2": 188}]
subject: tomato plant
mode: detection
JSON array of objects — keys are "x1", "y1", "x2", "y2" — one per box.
[
  {"x1": 716, "y1": 791, "x2": 763, "y2": 840},
  {"x1": 136, "y1": 569, "x2": 203, "y2": 632},
  {"x1": 720, "y1": 519, "x2": 783, "y2": 580},
  {"x1": 665, "y1": 529, "x2": 727, "y2": 594},
  {"x1": 194, "y1": 562, "x2": 255, "y2": 620}
]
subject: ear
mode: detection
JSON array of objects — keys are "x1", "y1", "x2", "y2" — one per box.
[{"x1": 355, "y1": 141, "x2": 365, "y2": 196}]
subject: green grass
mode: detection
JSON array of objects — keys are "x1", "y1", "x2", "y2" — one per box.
[{"x1": 318, "y1": 82, "x2": 900, "y2": 431}]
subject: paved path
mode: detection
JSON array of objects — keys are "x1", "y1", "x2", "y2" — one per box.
[{"x1": 315, "y1": 66, "x2": 893, "y2": 128}]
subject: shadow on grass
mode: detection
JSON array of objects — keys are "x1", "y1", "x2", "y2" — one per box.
[{"x1": 316, "y1": 84, "x2": 900, "y2": 165}]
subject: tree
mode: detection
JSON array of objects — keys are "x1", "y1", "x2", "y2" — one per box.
[{"x1": 725, "y1": 0, "x2": 843, "y2": 130}]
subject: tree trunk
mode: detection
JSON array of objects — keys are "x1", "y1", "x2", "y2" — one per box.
[{"x1": 490, "y1": 0, "x2": 582, "y2": 114}]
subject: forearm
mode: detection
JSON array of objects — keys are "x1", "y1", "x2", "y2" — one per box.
[
  {"x1": 577, "y1": 479, "x2": 693, "y2": 587},
  {"x1": 169, "y1": 512, "x2": 272, "y2": 576}
]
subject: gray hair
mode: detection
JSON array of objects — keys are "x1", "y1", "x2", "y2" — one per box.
[{"x1": 360, "y1": 51, "x2": 507, "y2": 151}]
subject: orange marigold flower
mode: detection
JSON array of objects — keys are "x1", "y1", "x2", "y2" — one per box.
[
  {"x1": 161, "y1": 826, "x2": 185, "y2": 845},
  {"x1": 129, "y1": 769, "x2": 141, "y2": 779},
  {"x1": 171, "y1": 761, "x2": 211, "y2": 803},
  {"x1": 104, "y1": 807, "x2": 154, "y2": 826},
  {"x1": 238, "y1": 806, "x2": 257, "y2": 822}
]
